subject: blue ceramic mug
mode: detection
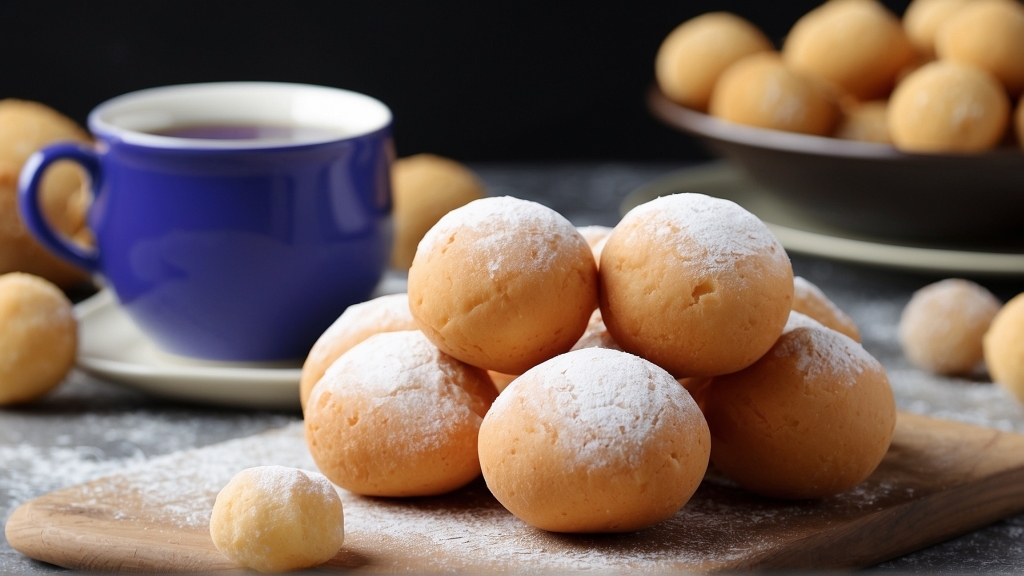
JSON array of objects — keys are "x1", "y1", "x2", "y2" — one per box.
[{"x1": 18, "y1": 82, "x2": 393, "y2": 362}]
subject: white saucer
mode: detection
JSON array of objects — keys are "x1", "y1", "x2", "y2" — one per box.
[
  {"x1": 76, "y1": 271, "x2": 409, "y2": 410},
  {"x1": 622, "y1": 163, "x2": 1024, "y2": 276}
]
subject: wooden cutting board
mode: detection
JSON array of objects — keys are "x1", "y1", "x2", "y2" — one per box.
[{"x1": 8, "y1": 411, "x2": 1024, "y2": 572}]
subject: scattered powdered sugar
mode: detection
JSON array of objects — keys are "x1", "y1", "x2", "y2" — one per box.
[
  {"x1": 775, "y1": 325, "x2": 871, "y2": 382},
  {"x1": 310, "y1": 331, "x2": 485, "y2": 457},
  {"x1": 417, "y1": 196, "x2": 584, "y2": 280},
  {"x1": 621, "y1": 194, "x2": 785, "y2": 275},
  {"x1": 506, "y1": 348, "x2": 698, "y2": 470}
]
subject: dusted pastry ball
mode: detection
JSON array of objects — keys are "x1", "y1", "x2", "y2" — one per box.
[
  {"x1": 390, "y1": 154, "x2": 485, "y2": 270},
  {"x1": 888, "y1": 61, "x2": 1010, "y2": 152},
  {"x1": 299, "y1": 293, "x2": 417, "y2": 409},
  {"x1": 783, "y1": 0, "x2": 916, "y2": 100},
  {"x1": 709, "y1": 53, "x2": 840, "y2": 136},
  {"x1": 904, "y1": 0, "x2": 968, "y2": 59},
  {"x1": 703, "y1": 323, "x2": 896, "y2": 499},
  {"x1": 834, "y1": 101, "x2": 892, "y2": 144},
  {"x1": 478, "y1": 348, "x2": 710, "y2": 533},
  {"x1": 0, "y1": 273, "x2": 77, "y2": 405},
  {"x1": 900, "y1": 279, "x2": 1000, "y2": 375},
  {"x1": 409, "y1": 197, "x2": 598, "y2": 375},
  {"x1": 600, "y1": 193, "x2": 793, "y2": 377},
  {"x1": 305, "y1": 331, "x2": 496, "y2": 496},
  {"x1": 0, "y1": 99, "x2": 93, "y2": 288},
  {"x1": 655, "y1": 12, "x2": 773, "y2": 111},
  {"x1": 936, "y1": 0, "x2": 1024, "y2": 96},
  {"x1": 793, "y1": 276, "x2": 861, "y2": 341},
  {"x1": 983, "y1": 293, "x2": 1024, "y2": 402},
  {"x1": 210, "y1": 466, "x2": 345, "y2": 573}
]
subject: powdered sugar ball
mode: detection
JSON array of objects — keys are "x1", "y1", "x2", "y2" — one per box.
[
  {"x1": 478, "y1": 348, "x2": 710, "y2": 533},
  {"x1": 900, "y1": 279, "x2": 1001, "y2": 376},
  {"x1": 793, "y1": 276, "x2": 860, "y2": 341},
  {"x1": 209, "y1": 466, "x2": 345, "y2": 573},
  {"x1": 703, "y1": 323, "x2": 895, "y2": 499},
  {"x1": 600, "y1": 193, "x2": 793, "y2": 377},
  {"x1": 408, "y1": 196, "x2": 598, "y2": 375},
  {"x1": 305, "y1": 331, "x2": 497, "y2": 496},
  {"x1": 299, "y1": 293, "x2": 417, "y2": 409},
  {"x1": 0, "y1": 272, "x2": 77, "y2": 405}
]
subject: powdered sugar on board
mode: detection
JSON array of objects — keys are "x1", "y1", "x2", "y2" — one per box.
[{"x1": 16, "y1": 411, "x2": 1024, "y2": 573}]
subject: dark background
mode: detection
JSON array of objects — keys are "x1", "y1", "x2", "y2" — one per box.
[{"x1": 1, "y1": 0, "x2": 910, "y2": 161}]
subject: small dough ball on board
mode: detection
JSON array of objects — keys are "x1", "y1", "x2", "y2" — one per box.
[
  {"x1": 936, "y1": 0, "x2": 1024, "y2": 96},
  {"x1": 983, "y1": 293, "x2": 1024, "y2": 402},
  {"x1": 703, "y1": 323, "x2": 896, "y2": 499},
  {"x1": 305, "y1": 331, "x2": 497, "y2": 497},
  {"x1": 600, "y1": 193, "x2": 793, "y2": 378},
  {"x1": 834, "y1": 101, "x2": 892, "y2": 144},
  {"x1": 390, "y1": 154, "x2": 485, "y2": 270},
  {"x1": 409, "y1": 197, "x2": 598, "y2": 375},
  {"x1": 900, "y1": 279, "x2": 1000, "y2": 375},
  {"x1": 299, "y1": 293, "x2": 417, "y2": 409},
  {"x1": 655, "y1": 12, "x2": 773, "y2": 111},
  {"x1": 210, "y1": 466, "x2": 345, "y2": 573},
  {"x1": 793, "y1": 276, "x2": 861, "y2": 341},
  {"x1": 0, "y1": 272, "x2": 77, "y2": 405},
  {"x1": 709, "y1": 53, "x2": 840, "y2": 136},
  {"x1": 904, "y1": 0, "x2": 968, "y2": 59},
  {"x1": 478, "y1": 348, "x2": 710, "y2": 533},
  {"x1": 782, "y1": 0, "x2": 916, "y2": 101},
  {"x1": 888, "y1": 61, "x2": 1010, "y2": 152}
]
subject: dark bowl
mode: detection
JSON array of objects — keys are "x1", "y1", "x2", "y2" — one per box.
[{"x1": 648, "y1": 86, "x2": 1024, "y2": 243}]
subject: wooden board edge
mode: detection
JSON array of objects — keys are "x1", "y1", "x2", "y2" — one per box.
[{"x1": 748, "y1": 462, "x2": 1024, "y2": 569}]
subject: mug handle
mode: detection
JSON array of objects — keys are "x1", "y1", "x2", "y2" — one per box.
[{"x1": 17, "y1": 143, "x2": 101, "y2": 273}]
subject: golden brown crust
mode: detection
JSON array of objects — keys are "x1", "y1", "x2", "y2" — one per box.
[
  {"x1": 408, "y1": 197, "x2": 598, "y2": 374},
  {"x1": 888, "y1": 61, "x2": 1010, "y2": 152},
  {"x1": 782, "y1": 0, "x2": 916, "y2": 100},
  {"x1": 655, "y1": 12, "x2": 773, "y2": 111},
  {"x1": 935, "y1": 0, "x2": 1024, "y2": 96},
  {"x1": 478, "y1": 348, "x2": 710, "y2": 533},
  {"x1": 903, "y1": 0, "x2": 969, "y2": 59},
  {"x1": 0, "y1": 272, "x2": 78, "y2": 405},
  {"x1": 390, "y1": 154, "x2": 485, "y2": 270},
  {"x1": 709, "y1": 53, "x2": 841, "y2": 136},
  {"x1": 984, "y1": 293, "x2": 1024, "y2": 400},
  {"x1": 299, "y1": 294, "x2": 417, "y2": 409},
  {"x1": 305, "y1": 331, "x2": 496, "y2": 497},
  {"x1": 599, "y1": 194, "x2": 793, "y2": 378},
  {"x1": 703, "y1": 325, "x2": 896, "y2": 499}
]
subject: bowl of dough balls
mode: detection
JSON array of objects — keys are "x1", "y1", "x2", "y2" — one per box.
[{"x1": 652, "y1": 0, "x2": 1024, "y2": 243}]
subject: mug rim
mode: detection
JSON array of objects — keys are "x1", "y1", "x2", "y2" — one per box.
[{"x1": 88, "y1": 81, "x2": 393, "y2": 150}]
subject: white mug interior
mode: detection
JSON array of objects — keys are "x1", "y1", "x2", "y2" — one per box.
[{"x1": 89, "y1": 82, "x2": 392, "y2": 149}]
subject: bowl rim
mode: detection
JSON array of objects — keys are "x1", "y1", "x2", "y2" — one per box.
[{"x1": 647, "y1": 85, "x2": 1024, "y2": 160}]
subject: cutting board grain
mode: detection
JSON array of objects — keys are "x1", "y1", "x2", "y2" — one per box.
[{"x1": 7, "y1": 411, "x2": 1024, "y2": 572}]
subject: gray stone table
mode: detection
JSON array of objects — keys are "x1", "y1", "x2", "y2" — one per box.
[{"x1": 3, "y1": 163, "x2": 1024, "y2": 573}]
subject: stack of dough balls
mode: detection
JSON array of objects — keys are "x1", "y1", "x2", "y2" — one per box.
[
  {"x1": 210, "y1": 466, "x2": 345, "y2": 572},
  {"x1": 900, "y1": 279, "x2": 1001, "y2": 375},
  {"x1": 0, "y1": 272, "x2": 77, "y2": 405},
  {"x1": 0, "y1": 99, "x2": 93, "y2": 287},
  {"x1": 389, "y1": 154, "x2": 485, "y2": 270},
  {"x1": 656, "y1": 0, "x2": 1024, "y2": 151}
]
